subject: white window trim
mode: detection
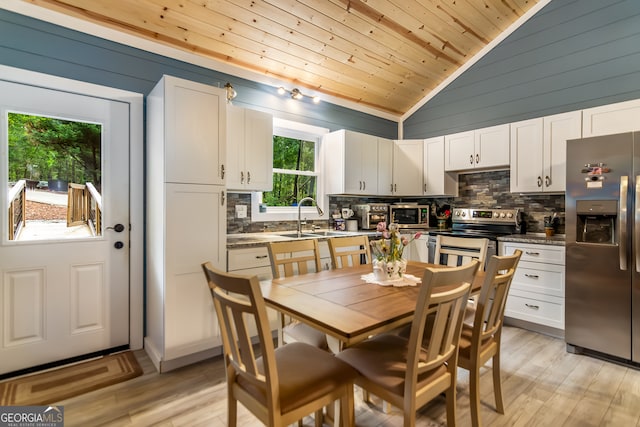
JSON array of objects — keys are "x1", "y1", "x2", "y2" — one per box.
[{"x1": 251, "y1": 118, "x2": 329, "y2": 222}]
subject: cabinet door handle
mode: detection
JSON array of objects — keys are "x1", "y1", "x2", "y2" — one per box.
[
  {"x1": 525, "y1": 251, "x2": 540, "y2": 256},
  {"x1": 390, "y1": 183, "x2": 394, "y2": 193},
  {"x1": 221, "y1": 191, "x2": 225, "y2": 205},
  {"x1": 221, "y1": 164, "x2": 225, "y2": 179},
  {"x1": 525, "y1": 303, "x2": 540, "y2": 310},
  {"x1": 240, "y1": 171, "x2": 244, "y2": 184},
  {"x1": 247, "y1": 171, "x2": 251, "y2": 184},
  {"x1": 424, "y1": 183, "x2": 427, "y2": 192},
  {"x1": 525, "y1": 273, "x2": 539, "y2": 279},
  {"x1": 545, "y1": 175, "x2": 550, "y2": 187},
  {"x1": 470, "y1": 154, "x2": 473, "y2": 165},
  {"x1": 394, "y1": 184, "x2": 397, "y2": 192},
  {"x1": 363, "y1": 181, "x2": 366, "y2": 191},
  {"x1": 476, "y1": 153, "x2": 479, "y2": 164},
  {"x1": 359, "y1": 181, "x2": 362, "y2": 190},
  {"x1": 537, "y1": 176, "x2": 542, "y2": 187},
  {"x1": 255, "y1": 255, "x2": 268, "y2": 259}
]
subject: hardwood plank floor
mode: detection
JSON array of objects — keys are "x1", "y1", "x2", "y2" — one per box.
[{"x1": 56, "y1": 326, "x2": 640, "y2": 426}]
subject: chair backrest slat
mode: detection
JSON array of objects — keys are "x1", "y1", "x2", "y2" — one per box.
[
  {"x1": 328, "y1": 235, "x2": 371, "y2": 269},
  {"x1": 202, "y1": 262, "x2": 278, "y2": 398},
  {"x1": 434, "y1": 235, "x2": 489, "y2": 271},
  {"x1": 406, "y1": 261, "x2": 479, "y2": 377},
  {"x1": 267, "y1": 239, "x2": 322, "y2": 278},
  {"x1": 474, "y1": 250, "x2": 522, "y2": 344}
]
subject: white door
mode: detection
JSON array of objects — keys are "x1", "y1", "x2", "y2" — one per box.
[{"x1": 0, "y1": 80, "x2": 130, "y2": 375}]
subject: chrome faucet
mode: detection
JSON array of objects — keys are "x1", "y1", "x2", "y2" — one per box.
[{"x1": 297, "y1": 197, "x2": 324, "y2": 237}]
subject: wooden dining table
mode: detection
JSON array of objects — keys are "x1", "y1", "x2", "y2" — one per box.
[{"x1": 260, "y1": 261, "x2": 484, "y2": 352}]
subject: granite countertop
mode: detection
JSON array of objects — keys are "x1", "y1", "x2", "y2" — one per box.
[
  {"x1": 498, "y1": 233, "x2": 565, "y2": 246},
  {"x1": 227, "y1": 229, "x2": 381, "y2": 248}
]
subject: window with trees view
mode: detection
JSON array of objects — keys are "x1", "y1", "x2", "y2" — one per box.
[
  {"x1": 9, "y1": 113, "x2": 101, "y2": 188},
  {"x1": 262, "y1": 135, "x2": 317, "y2": 207}
]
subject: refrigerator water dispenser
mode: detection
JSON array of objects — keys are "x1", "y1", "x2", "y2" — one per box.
[{"x1": 576, "y1": 200, "x2": 616, "y2": 244}]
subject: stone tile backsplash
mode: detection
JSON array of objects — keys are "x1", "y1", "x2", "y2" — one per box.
[{"x1": 227, "y1": 170, "x2": 565, "y2": 234}]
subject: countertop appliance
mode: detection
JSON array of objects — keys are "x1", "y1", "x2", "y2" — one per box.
[
  {"x1": 427, "y1": 207, "x2": 523, "y2": 268},
  {"x1": 565, "y1": 132, "x2": 640, "y2": 364},
  {"x1": 389, "y1": 204, "x2": 430, "y2": 229},
  {"x1": 351, "y1": 203, "x2": 388, "y2": 230}
]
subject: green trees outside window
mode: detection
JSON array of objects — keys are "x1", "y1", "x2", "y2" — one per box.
[
  {"x1": 262, "y1": 135, "x2": 317, "y2": 206},
  {"x1": 8, "y1": 113, "x2": 102, "y2": 189}
]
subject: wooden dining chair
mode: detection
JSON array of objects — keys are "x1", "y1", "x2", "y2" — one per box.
[
  {"x1": 457, "y1": 250, "x2": 522, "y2": 427},
  {"x1": 434, "y1": 234, "x2": 489, "y2": 314},
  {"x1": 434, "y1": 235, "x2": 489, "y2": 270},
  {"x1": 328, "y1": 235, "x2": 371, "y2": 269},
  {"x1": 266, "y1": 239, "x2": 329, "y2": 350},
  {"x1": 201, "y1": 262, "x2": 357, "y2": 427},
  {"x1": 337, "y1": 260, "x2": 480, "y2": 427}
]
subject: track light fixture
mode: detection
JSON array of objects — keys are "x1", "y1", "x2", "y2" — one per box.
[
  {"x1": 277, "y1": 86, "x2": 320, "y2": 103},
  {"x1": 224, "y1": 82, "x2": 237, "y2": 103}
]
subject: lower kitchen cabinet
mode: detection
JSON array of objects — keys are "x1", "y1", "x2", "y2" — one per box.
[{"x1": 500, "y1": 242, "x2": 565, "y2": 331}]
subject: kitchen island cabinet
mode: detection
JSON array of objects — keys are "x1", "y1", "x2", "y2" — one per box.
[
  {"x1": 499, "y1": 240, "x2": 565, "y2": 335},
  {"x1": 146, "y1": 75, "x2": 227, "y2": 372}
]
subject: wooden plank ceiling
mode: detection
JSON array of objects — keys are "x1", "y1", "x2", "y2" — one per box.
[{"x1": 27, "y1": 0, "x2": 542, "y2": 116}]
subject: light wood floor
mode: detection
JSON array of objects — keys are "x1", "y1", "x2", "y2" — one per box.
[{"x1": 56, "y1": 326, "x2": 640, "y2": 426}]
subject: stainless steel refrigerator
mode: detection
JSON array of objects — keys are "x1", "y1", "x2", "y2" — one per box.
[{"x1": 565, "y1": 131, "x2": 640, "y2": 363}]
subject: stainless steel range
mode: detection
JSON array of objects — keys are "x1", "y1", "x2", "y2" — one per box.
[{"x1": 427, "y1": 207, "x2": 523, "y2": 266}]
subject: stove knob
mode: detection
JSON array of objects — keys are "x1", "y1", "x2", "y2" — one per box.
[
  {"x1": 507, "y1": 212, "x2": 513, "y2": 218},
  {"x1": 493, "y1": 212, "x2": 499, "y2": 218},
  {"x1": 500, "y1": 212, "x2": 506, "y2": 218},
  {"x1": 460, "y1": 211, "x2": 466, "y2": 217}
]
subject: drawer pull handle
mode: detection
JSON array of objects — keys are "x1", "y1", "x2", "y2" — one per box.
[
  {"x1": 525, "y1": 251, "x2": 540, "y2": 256},
  {"x1": 524, "y1": 274, "x2": 539, "y2": 279},
  {"x1": 255, "y1": 255, "x2": 268, "y2": 259},
  {"x1": 525, "y1": 303, "x2": 540, "y2": 310}
]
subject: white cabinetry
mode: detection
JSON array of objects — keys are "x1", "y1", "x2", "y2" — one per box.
[
  {"x1": 226, "y1": 105, "x2": 273, "y2": 191},
  {"x1": 392, "y1": 139, "x2": 424, "y2": 196},
  {"x1": 500, "y1": 242, "x2": 565, "y2": 331},
  {"x1": 146, "y1": 75, "x2": 227, "y2": 372},
  {"x1": 445, "y1": 124, "x2": 510, "y2": 171},
  {"x1": 323, "y1": 130, "x2": 390, "y2": 195},
  {"x1": 582, "y1": 98, "x2": 640, "y2": 137},
  {"x1": 510, "y1": 111, "x2": 581, "y2": 193},
  {"x1": 423, "y1": 136, "x2": 458, "y2": 196}
]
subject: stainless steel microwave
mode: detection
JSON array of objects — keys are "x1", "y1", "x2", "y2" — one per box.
[{"x1": 389, "y1": 204, "x2": 430, "y2": 229}]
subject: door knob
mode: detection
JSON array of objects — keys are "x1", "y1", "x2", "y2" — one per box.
[
  {"x1": 114, "y1": 241, "x2": 124, "y2": 249},
  {"x1": 107, "y1": 224, "x2": 125, "y2": 232}
]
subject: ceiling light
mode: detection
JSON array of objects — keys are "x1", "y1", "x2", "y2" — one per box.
[{"x1": 277, "y1": 86, "x2": 320, "y2": 103}]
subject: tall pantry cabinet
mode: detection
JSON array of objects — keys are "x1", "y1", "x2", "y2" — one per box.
[{"x1": 145, "y1": 75, "x2": 227, "y2": 372}]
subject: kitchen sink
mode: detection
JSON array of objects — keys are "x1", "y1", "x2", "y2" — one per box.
[{"x1": 276, "y1": 231, "x2": 350, "y2": 239}]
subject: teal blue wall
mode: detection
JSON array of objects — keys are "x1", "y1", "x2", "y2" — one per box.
[
  {"x1": 404, "y1": 0, "x2": 640, "y2": 138},
  {"x1": 0, "y1": 8, "x2": 397, "y2": 138}
]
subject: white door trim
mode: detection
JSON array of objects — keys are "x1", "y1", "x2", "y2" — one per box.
[{"x1": 0, "y1": 64, "x2": 144, "y2": 350}]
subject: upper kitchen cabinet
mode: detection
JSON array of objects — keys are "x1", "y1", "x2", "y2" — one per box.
[
  {"x1": 444, "y1": 124, "x2": 510, "y2": 172},
  {"x1": 423, "y1": 136, "x2": 458, "y2": 196},
  {"x1": 377, "y1": 137, "x2": 394, "y2": 196},
  {"x1": 226, "y1": 105, "x2": 273, "y2": 191},
  {"x1": 582, "y1": 99, "x2": 640, "y2": 137},
  {"x1": 392, "y1": 139, "x2": 424, "y2": 196},
  {"x1": 510, "y1": 111, "x2": 581, "y2": 193},
  {"x1": 151, "y1": 75, "x2": 226, "y2": 185},
  {"x1": 323, "y1": 129, "x2": 389, "y2": 195}
]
